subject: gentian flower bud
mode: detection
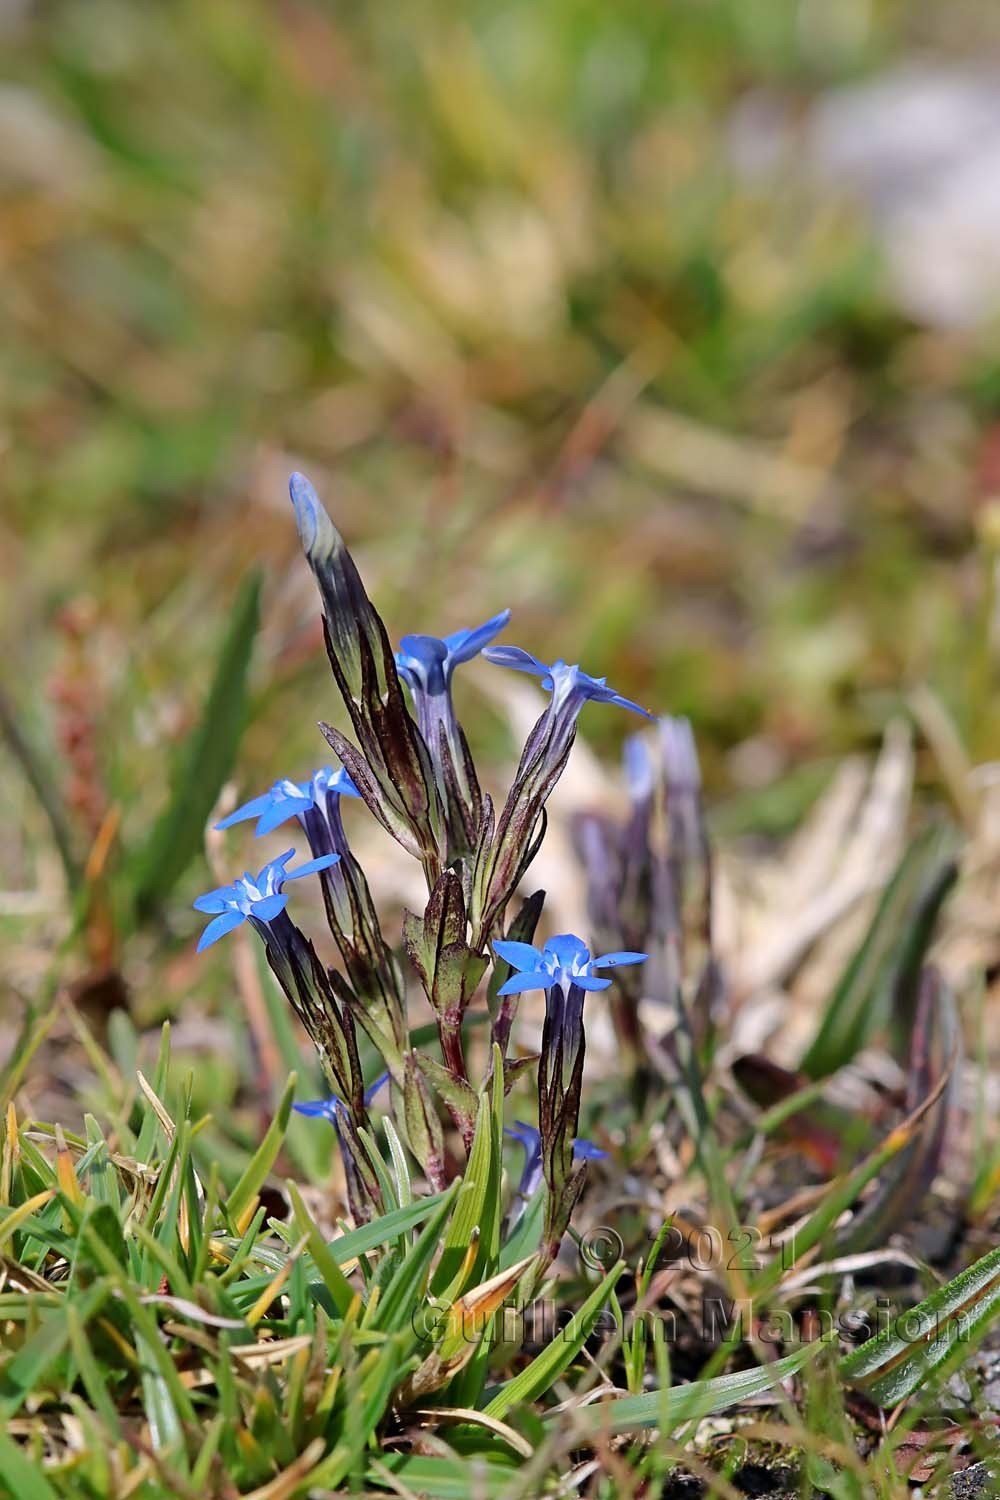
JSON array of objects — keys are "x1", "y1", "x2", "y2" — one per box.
[
  {"x1": 659, "y1": 717, "x2": 717, "y2": 1021},
  {"x1": 289, "y1": 472, "x2": 446, "y2": 883}
]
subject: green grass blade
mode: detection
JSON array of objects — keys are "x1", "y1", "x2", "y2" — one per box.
[
  {"x1": 286, "y1": 1180, "x2": 355, "y2": 1318},
  {"x1": 0, "y1": 1280, "x2": 109, "y2": 1419},
  {"x1": 564, "y1": 1342, "x2": 821, "y2": 1434},
  {"x1": 372, "y1": 1454, "x2": 519, "y2": 1499},
  {"x1": 800, "y1": 825, "x2": 952, "y2": 1078},
  {"x1": 226, "y1": 1072, "x2": 295, "y2": 1227},
  {"x1": 431, "y1": 1090, "x2": 493, "y2": 1295},
  {"x1": 372, "y1": 1180, "x2": 460, "y2": 1334},
  {"x1": 484, "y1": 1261, "x2": 626, "y2": 1420},
  {"x1": 840, "y1": 1240, "x2": 1000, "y2": 1406},
  {"x1": 132, "y1": 567, "x2": 262, "y2": 921},
  {"x1": 0, "y1": 1430, "x2": 60, "y2": 1500}
]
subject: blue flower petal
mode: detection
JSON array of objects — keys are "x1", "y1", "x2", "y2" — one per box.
[
  {"x1": 293, "y1": 1096, "x2": 343, "y2": 1121},
  {"x1": 572, "y1": 1138, "x2": 608, "y2": 1161},
  {"x1": 482, "y1": 644, "x2": 549, "y2": 677},
  {"x1": 215, "y1": 793, "x2": 275, "y2": 831},
  {"x1": 283, "y1": 852, "x2": 340, "y2": 881},
  {"x1": 249, "y1": 892, "x2": 289, "y2": 921},
  {"x1": 605, "y1": 690, "x2": 654, "y2": 719},
  {"x1": 193, "y1": 885, "x2": 238, "y2": 914},
  {"x1": 364, "y1": 1071, "x2": 390, "y2": 1107},
  {"x1": 398, "y1": 634, "x2": 448, "y2": 668},
  {"x1": 496, "y1": 969, "x2": 556, "y2": 996},
  {"x1": 544, "y1": 934, "x2": 591, "y2": 969},
  {"x1": 197, "y1": 909, "x2": 247, "y2": 951},
  {"x1": 328, "y1": 769, "x2": 362, "y2": 799},
  {"x1": 573, "y1": 974, "x2": 612, "y2": 991},
  {"x1": 486, "y1": 647, "x2": 653, "y2": 717},
  {"x1": 255, "y1": 800, "x2": 302, "y2": 836},
  {"x1": 444, "y1": 608, "x2": 511, "y2": 664},
  {"x1": 505, "y1": 1121, "x2": 541, "y2": 1152},
  {"x1": 591, "y1": 951, "x2": 648, "y2": 969},
  {"x1": 492, "y1": 939, "x2": 544, "y2": 972}
]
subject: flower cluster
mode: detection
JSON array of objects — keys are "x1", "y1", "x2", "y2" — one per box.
[{"x1": 195, "y1": 472, "x2": 654, "y2": 1251}]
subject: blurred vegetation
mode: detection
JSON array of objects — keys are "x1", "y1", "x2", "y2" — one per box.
[
  {"x1": 5, "y1": 0, "x2": 1000, "y2": 829},
  {"x1": 4, "y1": 6, "x2": 1000, "y2": 1489}
]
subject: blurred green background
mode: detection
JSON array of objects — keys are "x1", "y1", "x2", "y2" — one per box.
[{"x1": 4, "y1": 0, "x2": 1000, "y2": 934}]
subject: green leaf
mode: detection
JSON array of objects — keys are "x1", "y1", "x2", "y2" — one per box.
[
  {"x1": 371, "y1": 1454, "x2": 519, "y2": 1499},
  {"x1": 286, "y1": 1180, "x2": 355, "y2": 1318},
  {"x1": 132, "y1": 568, "x2": 262, "y2": 920},
  {"x1": 800, "y1": 825, "x2": 954, "y2": 1078},
  {"x1": 226, "y1": 1072, "x2": 295, "y2": 1227},
  {"x1": 566, "y1": 1342, "x2": 821, "y2": 1434},
  {"x1": 415, "y1": 1053, "x2": 478, "y2": 1129},
  {"x1": 484, "y1": 1260, "x2": 626, "y2": 1420},
  {"x1": 840, "y1": 1240, "x2": 1000, "y2": 1406},
  {"x1": 432, "y1": 1091, "x2": 493, "y2": 1295},
  {"x1": 0, "y1": 1280, "x2": 109, "y2": 1419},
  {"x1": 233, "y1": 1192, "x2": 452, "y2": 1275},
  {"x1": 0, "y1": 1430, "x2": 60, "y2": 1500},
  {"x1": 371, "y1": 1180, "x2": 460, "y2": 1335},
  {"x1": 499, "y1": 1187, "x2": 544, "y2": 1271}
]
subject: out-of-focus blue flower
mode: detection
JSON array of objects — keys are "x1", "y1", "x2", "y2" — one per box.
[
  {"x1": 492, "y1": 933, "x2": 647, "y2": 996},
  {"x1": 216, "y1": 766, "x2": 360, "y2": 838},
  {"x1": 395, "y1": 610, "x2": 511, "y2": 698},
  {"x1": 293, "y1": 1071, "x2": 389, "y2": 1123},
  {"x1": 193, "y1": 849, "x2": 338, "y2": 951},
  {"x1": 623, "y1": 733, "x2": 656, "y2": 802},
  {"x1": 482, "y1": 646, "x2": 652, "y2": 720},
  {"x1": 505, "y1": 1120, "x2": 607, "y2": 1202}
]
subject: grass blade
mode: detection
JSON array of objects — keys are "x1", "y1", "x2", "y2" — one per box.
[
  {"x1": 840, "y1": 1241, "x2": 1000, "y2": 1406},
  {"x1": 226, "y1": 1072, "x2": 295, "y2": 1227},
  {"x1": 799, "y1": 825, "x2": 952, "y2": 1079},
  {"x1": 484, "y1": 1260, "x2": 626, "y2": 1420},
  {"x1": 132, "y1": 568, "x2": 262, "y2": 920},
  {"x1": 566, "y1": 1342, "x2": 820, "y2": 1434}
]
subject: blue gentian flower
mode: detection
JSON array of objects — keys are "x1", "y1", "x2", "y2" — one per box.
[
  {"x1": 216, "y1": 766, "x2": 360, "y2": 838},
  {"x1": 216, "y1": 766, "x2": 364, "y2": 935},
  {"x1": 482, "y1": 646, "x2": 652, "y2": 720},
  {"x1": 193, "y1": 849, "x2": 338, "y2": 951},
  {"x1": 505, "y1": 1120, "x2": 607, "y2": 1204},
  {"x1": 395, "y1": 610, "x2": 510, "y2": 846},
  {"x1": 395, "y1": 610, "x2": 511, "y2": 699},
  {"x1": 293, "y1": 1071, "x2": 390, "y2": 1123},
  {"x1": 492, "y1": 933, "x2": 647, "y2": 996}
]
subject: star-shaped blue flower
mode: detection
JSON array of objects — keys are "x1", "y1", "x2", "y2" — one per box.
[
  {"x1": 293, "y1": 1071, "x2": 389, "y2": 1123},
  {"x1": 395, "y1": 610, "x2": 511, "y2": 697},
  {"x1": 193, "y1": 849, "x2": 339, "y2": 951},
  {"x1": 492, "y1": 933, "x2": 647, "y2": 996},
  {"x1": 482, "y1": 646, "x2": 652, "y2": 719},
  {"x1": 215, "y1": 766, "x2": 360, "y2": 838}
]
